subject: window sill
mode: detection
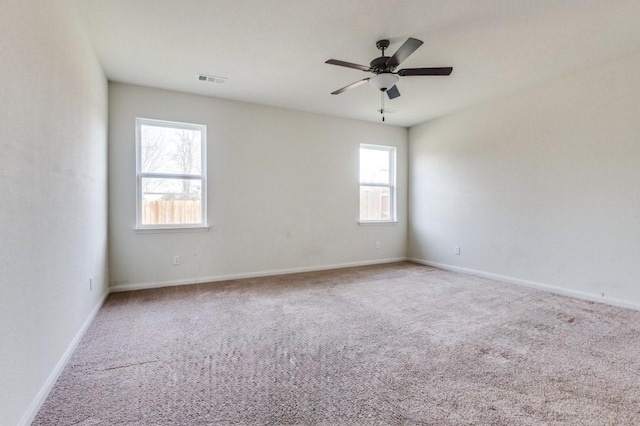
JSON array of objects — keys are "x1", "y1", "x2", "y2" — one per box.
[
  {"x1": 358, "y1": 220, "x2": 399, "y2": 225},
  {"x1": 135, "y1": 226, "x2": 210, "y2": 234}
]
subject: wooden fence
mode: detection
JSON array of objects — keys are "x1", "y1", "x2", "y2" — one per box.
[
  {"x1": 360, "y1": 187, "x2": 390, "y2": 221},
  {"x1": 142, "y1": 191, "x2": 388, "y2": 224},
  {"x1": 142, "y1": 200, "x2": 202, "y2": 225}
]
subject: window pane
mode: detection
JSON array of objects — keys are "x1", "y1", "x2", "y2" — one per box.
[
  {"x1": 360, "y1": 147, "x2": 390, "y2": 184},
  {"x1": 360, "y1": 186, "x2": 391, "y2": 221},
  {"x1": 141, "y1": 177, "x2": 202, "y2": 225},
  {"x1": 140, "y1": 125, "x2": 202, "y2": 175}
]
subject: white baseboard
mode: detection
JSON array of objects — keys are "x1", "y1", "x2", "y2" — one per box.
[
  {"x1": 110, "y1": 257, "x2": 409, "y2": 293},
  {"x1": 408, "y1": 258, "x2": 640, "y2": 312},
  {"x1": 19, "y1": 291, "x2": 110, "y2": 426}
]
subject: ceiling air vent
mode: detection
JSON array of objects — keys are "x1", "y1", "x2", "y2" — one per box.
[{"x1": 197, "y1": 74, "x2": 227, "y2": 84}]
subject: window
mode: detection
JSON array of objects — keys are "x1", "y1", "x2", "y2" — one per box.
[
  {"x1": 136, "y1": 118, "x2": 207, "y2": 229},
  {"x1": 359, "y1": 144, "x2": 396, "y2": 222}
]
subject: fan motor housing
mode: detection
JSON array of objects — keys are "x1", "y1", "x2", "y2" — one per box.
[{"x1": 370, "y1": 56, "x2": 393, "y2": 74}]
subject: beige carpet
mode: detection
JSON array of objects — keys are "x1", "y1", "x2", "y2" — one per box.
[{"x1": 34, "y1": 262, "x2": 640, "y2": 425}]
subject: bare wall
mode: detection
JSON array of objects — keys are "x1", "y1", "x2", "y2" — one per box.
[
  {"x1": 109, "y1": 83, "x2": 407, "y2": 289},
  {"x1": 408, "y1": 51, "x2": 640, "y2": 306},
  {"x1": 0, "y1": 0, "x2": 109, "y2": 424}
]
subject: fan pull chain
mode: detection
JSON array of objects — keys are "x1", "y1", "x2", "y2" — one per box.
[{"x1": 381, "y1": 90, "x2": 385, "y2": 122}]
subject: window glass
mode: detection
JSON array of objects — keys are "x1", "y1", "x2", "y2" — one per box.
[
  {"x1": 359, "y1": 144, "x2": 395, "y2": 222},
  {"x1": 359, "y1": 148, "x2": 390, "y2": 184},
  {"x1": 140, "y1": 125, "x2": 202, "y2": 174},
  {"x1": 360, "y1": 186, "x2": 391, "y2": 221},
  {"x1": 136, "y1": 119, "x2": 207, "y2": 229}
]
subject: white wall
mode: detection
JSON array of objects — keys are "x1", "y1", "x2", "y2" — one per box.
[
  {"x1": 409, "y1": 51, "x2": 640, "y2": 306},
  {"x1": 109, "y1": 83, "x2": 407, "y2": 290},
  {"x1": 0, "y1": 1, "x2": 108, "y2": 424}
]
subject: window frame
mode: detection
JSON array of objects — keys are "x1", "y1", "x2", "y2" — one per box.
[
  {"x1": 135, "y1": 117, "x2": 208, "y2": 230},
  {"x1": 359, "y1": 143, "x2": 396, "y2": 223}
]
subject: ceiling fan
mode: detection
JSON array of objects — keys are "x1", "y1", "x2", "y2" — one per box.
[{"x1": 325, "y1": 38, "x2": 453, "y2": 101}]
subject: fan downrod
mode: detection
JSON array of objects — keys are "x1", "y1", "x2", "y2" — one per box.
[{"x1": 371, "y1": 40, "x2": 393, "y2": 73}]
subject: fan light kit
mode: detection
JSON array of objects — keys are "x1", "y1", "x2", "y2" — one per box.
[
  {"x1": 369, "y1": 74, "x2": 399, "y2": 91},
  {"x1": 326, "y1": 37, "x2": 453, "y2": 121}
]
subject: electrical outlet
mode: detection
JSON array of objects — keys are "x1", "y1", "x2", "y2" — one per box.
[
  {"x1": 455, "y1": 246, "x2": 461, "y2": 255},
  {"x1": 89, "y1": 276, "x2": 93, "y2": 291},
  {"x1": 375, "y1": 241, "x2": 381, "y2": 249},
  {"x1": 173, "y1": 255, "x2": 181, "y2": 265}
]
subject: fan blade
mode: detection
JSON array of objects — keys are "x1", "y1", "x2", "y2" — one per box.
[
  {"x1": 398, "y1": 67, "x2": 453, "y2": 76},
  {"x1": 387, "y1": 85, "x2": 400, "y2": 99},
  {"x1": 325, "y1": 59, "x2": 370, "y2": 72},
  {"x1": 331, "y1": 78, "x2": 370, "y2": 95},
  {"x1": 386, "y1": 38, "x2": 423, "y2": 68}
]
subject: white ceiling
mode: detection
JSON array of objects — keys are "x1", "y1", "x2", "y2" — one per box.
[{"x1": 74, "y1": 0, "x2": 640, "y2": 127}]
